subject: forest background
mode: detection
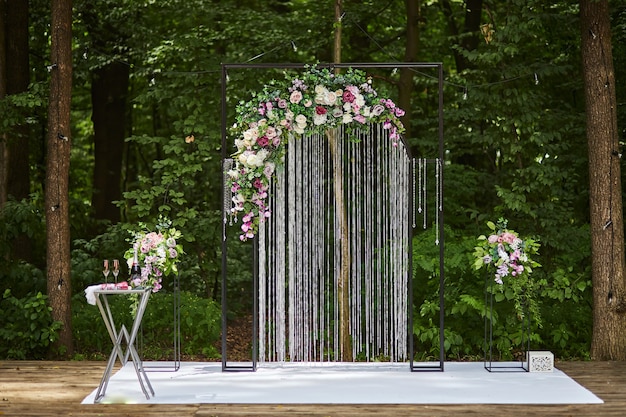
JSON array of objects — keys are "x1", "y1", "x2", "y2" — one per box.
[{"x1": 1, "y1": 0, "x2": 625, "y2": 362}]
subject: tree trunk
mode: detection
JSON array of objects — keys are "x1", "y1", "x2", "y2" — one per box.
[
  {"x1": 0, "y1": 0, "x2": 7, "y2": 208},
  {"x1": 332, "y1": 0, "x2": 352, "y2": 362},
  {"x1": 327, "y1": 128, "x2": 352, "y2": 362},
  {"x1": 399, "y1": 0, "x2": 420, "y2": 143},
  {"x1": 46, "y1": 0, "x2": 73, "y2": 357},
  {"x1": 440, "y1": 0, "x2": 483, "y2": 72},
  {"x1": 580, "y1": 0, "x2": 626, "y2": 360},
  {"x1": 91, "y1": 62, "x2": 129, "y2": 226},
  {"x1": 5, "y1": 0, "x2": 30, "y2": 200},
  {"x1": 4, "y1": 0, "x2": 32, "y2": 261}
]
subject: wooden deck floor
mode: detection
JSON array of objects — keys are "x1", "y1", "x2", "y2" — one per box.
[{"x1": 0, "y1": 360, "x2": 624, "y2": 416}]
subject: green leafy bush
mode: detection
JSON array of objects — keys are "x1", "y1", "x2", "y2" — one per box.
[
  {"x1": 0, "y1": 289, "x2": 61, "y2": 359},
  {"x1": 72, "y1": 290, "x2": 221, "y2": 360}
]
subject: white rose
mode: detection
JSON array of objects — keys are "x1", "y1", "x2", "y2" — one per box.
[
  {"x1": 314, "y1": 113, "x2": 328, "y2": 125},
  {"x1": 257, "y1": 149, "x2": 269, "y2": 162},
  {"x1": 232, "y1": 193, "x2": 245, "y2": 204},
  {"x1": 315, "y1": 86, "x2": 329, "y2": 104},
  {"x1": 295, "y1": 114, "x2": 307, "y2": 126},
  {"x1": 243, "y1": 127, "x2": 258, "y2": 141},
  {"x1": 324, "y1": 91, "x2": 337, "y2": 106},
  {"x1": 246, "y1": 153, "x2": 260, "y2": 166},
  {"x1": 293, "y1": 124, "x2": 305, "y2": 134}
]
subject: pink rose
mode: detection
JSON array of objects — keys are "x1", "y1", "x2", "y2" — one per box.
[{"x1": 290, "y1": 90, "x2": 303, "y2": 104}]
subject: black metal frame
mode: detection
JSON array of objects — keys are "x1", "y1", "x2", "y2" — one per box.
[
  {"x1": 221, "y1": 62, "x2": 445, "y2": 372},
  {"x1": 484, "y1": 274, "x2": 530, "y2": 372}
]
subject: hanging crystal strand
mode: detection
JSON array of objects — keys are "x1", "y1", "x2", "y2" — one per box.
[
  {"x1": 366, "y1": 125, "x2": 374, "y2": 359},
  {"x1": 348, "y1": 129, "x2": 357, "y2": 360},
  {"x1": 374, "y1": 125, "x2": 382, "y2": 358},
  {"x1": 390, "y1": 143, "x2": 397, "y2": 360},
  {"x1": 379, "y1": 129, "x2": 386, "y2": 359},
  {"x1": 311, "y1": 132, "x2": 319, "y2": 361},
  {"x1": 266, "y1": 182, "x2": 273, "y2": 362},
  {"x1": 312, "y1": 131, "x2": 323, "y2": 362},
  {"x1": 302, "y1": 132, "x2": 311, "y2": 362},
  {"x1": 316, "y1": 131, "x2": 326, "y2": 362},
  {"x1": 393, "y1": 152, "x2": 401, "y2": 361},
  {"x1": 287, "y1": 133, "x2": 296, "y2": 361},
  {"x1": 276, "y1": 164, "x2": 287, "y2": 362},
  {"x1": 381, "y1": 127, "x2": 389, "y2": 359},
  {"x1": 435, "y1": 158, "x2": 440, "y2": 245},
  {"x1": 325, "y1": 132, "x2": 332, "y2": 362},
  {"x1": 391, "y1": 145, "x2": 400, "y2": 361},
  {"x1": 363, "y1": 126, "x2": 372, "y2": 360},
  {"x1": 417, "y1": 158, "x2": 422, "y2": 215},
  {"x1": 308, "y1": 132, "x2": 314, "y2": 362},
  {"x1": 401, "y1": 152, "x2": 410, "y2": 360},
  {"x1": 267, "y1": 176, "x2": 275, "y2": 362},
  {"x1": 258, "y1": 217, "x2": 267, "y2": 362},
  {"x1": 222, "y1": 158, "x2": 233, "y2": 240},
  {"x1": 295, "y1": 133, "x2": 304, "y2": 361},
  {"x1": 423, "y1": 158, "x2": 427, "y2": 229},
  {"x1": 411, "y1": 158, "x2": 418, "y2": 229},
  {"x1": 332, "y1": 130, "x2": 339, "y2": 361}
]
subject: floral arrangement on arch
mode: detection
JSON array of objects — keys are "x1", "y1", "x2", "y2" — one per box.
[
  {"x1": 473, "y1": 218, "x2": 541, "y2": 323},
  {"x1": 226, "y1": 65, "x2": 406, "y2": 241},
  {"x1": 124, "y1": 216, "x2": 184, "y2": 292}
]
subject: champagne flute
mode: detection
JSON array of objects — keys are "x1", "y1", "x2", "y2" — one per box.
[
  {"x1": 102, "y1": 259, "x2": 110, "y2": 284},
  {"x1": 112, "y1": 259, "x2": 120, "y2": 286}
]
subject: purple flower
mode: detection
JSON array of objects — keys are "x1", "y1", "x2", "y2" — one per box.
[{"x1": 497, "y1": 264, "x2": 509, "y2": 278}]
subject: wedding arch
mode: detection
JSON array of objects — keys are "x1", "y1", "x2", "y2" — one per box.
[{"x1": 220, "y1": 63, "x2": 445, "y2": 372}]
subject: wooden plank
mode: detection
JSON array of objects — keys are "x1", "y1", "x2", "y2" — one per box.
[{"x1": 0, "y1": 360, "x2": 623, "y2": 416}]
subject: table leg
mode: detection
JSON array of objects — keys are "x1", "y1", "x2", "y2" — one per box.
[
  {"x1": 93, "y1": 289, "x2": 155, "y2": 403},
  {"x1": 94, "y1": 329, "x2": 127, "y2": 403},
  {"x1": 95, "y1": 293, "x2": 127, "y2": 365}
]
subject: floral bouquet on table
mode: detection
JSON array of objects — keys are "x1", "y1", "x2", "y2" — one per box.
[
  {"x1": 124, "y1": 216, "x2": 183, "y2": 292},
  {"x1": 473, "y1": 218, "x2": 541, "y2": 324}
]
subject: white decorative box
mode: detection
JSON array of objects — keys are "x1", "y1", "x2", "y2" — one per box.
[{"x1": 526, "y1": 351, "x2": 554, "y2": 372}]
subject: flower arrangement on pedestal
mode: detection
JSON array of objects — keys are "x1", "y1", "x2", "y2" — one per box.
[
  {"x1": 473, "y1": 218, "x2": 541, "y2": 324},
  {"x1": 226, "y1": 65, "x2": 406, "y2": 241},
  {"x1": 124, "y1": 216, "x2": 183, "y2": 292}
]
